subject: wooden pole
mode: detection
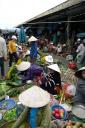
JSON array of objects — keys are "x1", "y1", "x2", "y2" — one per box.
[{"x1": 66, "y1": 16, "x2": 71, "y2": 52}]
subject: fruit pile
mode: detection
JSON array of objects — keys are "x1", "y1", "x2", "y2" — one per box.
[
  {"x1": 52, "y1": 108, "x2": 65, "y2": 119},
  {"x1": 65, "y1": 121, "x2": 85, "y2": 128}
]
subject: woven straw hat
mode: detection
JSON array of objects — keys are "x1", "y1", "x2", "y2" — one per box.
[
  {"x1": 72, "y1": 105, "x2": 85, "y2": 119},
  {"x1": 45, "y1": 55, "x2": 53, "y2": 63},
  {"x1": 16, "y1": 61, "x2": 31, "y2": 71},
  {"x1": 28, "y1": 36, "x2": 38, "y2": 42},
  {"x1": 19, "y1": 86, "x2": 50, "y2": 108},
  {"x1": 75, "y1": 67, "x2": 85, "y2": 78},
  {"x1": 48, "y1": 64, "x2": 61, "y2": 73}
]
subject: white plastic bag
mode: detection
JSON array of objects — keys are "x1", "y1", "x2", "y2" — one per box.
[{"x1": 66, "y1": 85, "x2": 76, "y2": 96}]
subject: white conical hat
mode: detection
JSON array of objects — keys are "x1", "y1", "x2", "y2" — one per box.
[
  {"x1": 28, "y1": 36, "x2": 38, "y2": 42},
  {"x1": 12, "y1": 35, "x2": 17, "y2": 40},
  {"x1": 75, "y1": 67, "x2": 85, "y2": 78},
  {"x1": 19, "y1": 86, "x2": 50, "y2": 108},
  {"x1": 72, "y1": 105, "x2": 85, "y2": 119},
  {"x1": 16, "y1": 61, "x2": 31, "y2": 71},
  {"x1": 48, "y1": 64, "x2": 61, "y2": 73},
  {"x1": 77, "y1": 38, "x2": 81, "y2": 42},
  {"x1": 45, "y1": 55, "x2": 53, "y2": 63}
]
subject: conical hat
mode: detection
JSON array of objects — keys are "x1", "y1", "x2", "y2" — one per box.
[
  {"x1": 12, "y1": 35, "x2": 17, "y2": 40},
  {"x1": 72, "y1": 105, "x2": 85, "y2": 119},
  {"x1": 45, "y1": 55, "x2": 53, "y2": 63},
  {"x1": 19, "y1": 86, "x2": 50, "y2": 108},
  {"x1": 28, "y1": 36, "x2": 38, "y2": 42},
  {"x1": 75, "y1": 67, "x2": 85, "y2": 78},
  {"x1": 16, "y1": 61, "x2": 31, "y2": 71},
  {"x1": 48, "y1": 64, "x2": 61, "y2": 73}
]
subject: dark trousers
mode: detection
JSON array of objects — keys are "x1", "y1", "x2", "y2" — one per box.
[
  {"x1": 9, "y1": 52, "x2": 18, "y2": 66},
  {"x1": 0, "y1": 57, "x2": 4, "y2": 77}
]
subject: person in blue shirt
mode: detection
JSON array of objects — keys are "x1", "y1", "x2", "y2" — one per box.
[{"x1": 28, "y1": 36, "x2": 38, "y2": 63}]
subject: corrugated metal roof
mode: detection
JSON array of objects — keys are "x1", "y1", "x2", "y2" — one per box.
[
  {"x1": 17, "y1": 0, "x2": 84, "y2": 27},
  {"x1": 28, "y1": 0, "x2": 83, "y2": 22}
]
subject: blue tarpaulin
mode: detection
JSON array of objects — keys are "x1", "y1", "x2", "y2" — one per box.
[
  {"x1": 18, "y1": 26, "x2": 26, "y2": 43},
  {"x1": 77, "y1": 33, "x2": 85, "y2": 38}
]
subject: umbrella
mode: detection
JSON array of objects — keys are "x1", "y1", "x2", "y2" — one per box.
[{"x1": 18, "y1": 26, "x2": 26, "y2": 43}]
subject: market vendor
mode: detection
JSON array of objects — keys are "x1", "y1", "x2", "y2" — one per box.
[
  {"x1": 12, "y1": 86, "x2": 51, "y2": 128},
  {"x1": 45, "y1": 55, "x2": 53, "y2": 65},
  {"x1": 16, "y1": 61, "x2": 43, "y2": 83},
  {"x1": 48, "y1": 42, "x2": 57, "y2": 53},
  {"x1": 28, "y1": 36, "x2": 38, "y2": 63},
  {"x1": 41, "y1": 55, "x2": 53, "y2": 73},
  {"x1": 41, "y1": 55, "x2": 53, "y2": 65},
  {"x1": 73, "y1": 67, "x2": 85, "y2": 106},
  {"x1": 40, "y1": 64, "x2": 62, "y2": 95}
]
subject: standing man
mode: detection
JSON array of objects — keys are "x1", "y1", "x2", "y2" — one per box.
[
  {"x1": 76, "y1": 39, "x2": 85, "y2": 66},
  {"x1": 8, "y1": 35, "x2": 18, "y2": 67},
  {"x1": 0, "y1": 30, "x2": 7, "y2": 79}
]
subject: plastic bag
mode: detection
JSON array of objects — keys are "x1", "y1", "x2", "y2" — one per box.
[{"x1": 66, "y1": 84, "x2": 76, "y2": 96}]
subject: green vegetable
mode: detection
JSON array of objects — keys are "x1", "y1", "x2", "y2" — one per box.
[
  {"x1": 7, "y1": 80, "x2": 22, "y2": 87},
  {"x1": 0, "y1": 81, "x2": 10, "y2": 96},
  {"x1": 4, "y1": 109, "x2": 17, "y2": 121},
  {"x1": 6, "y1": 65, "x2": 15, "y2": 79}
]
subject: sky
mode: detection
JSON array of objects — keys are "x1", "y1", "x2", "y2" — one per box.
[{"x1": 0, "y1": 0, "x2": 66, "y2": 29}]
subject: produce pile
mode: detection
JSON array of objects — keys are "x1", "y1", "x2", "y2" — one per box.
[
  {"x1": 64, "y1": 120, "x2": 85, "y2": 128},
  {"x1": 3, "y1": 109, "x2": 16, "y2": 121},
  {"x1": 60, "y1": 65, "x2": 77, "y2": 85},
  {"x1": 52, "y1": 107, "x2": 65, "y2": 120},
  {"x1": 0, "y1": 82, "x2": 11, "y2": 96}
]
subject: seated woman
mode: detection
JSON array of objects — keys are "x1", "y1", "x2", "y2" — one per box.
[
  {"x1": 12, "y1": 86, "x2": 51, "y2": 128},
  {"x1": 41, "y1": 55, "x2": 53, "y2": 73},
  {"x1": 16, "y1": 61, "x2": 43, "y2": 83},
  {"x1": 73, "y1": 67, "x2": 85, "y2": 106},
  {"x1": 40, "y1": 64, "x2": 62, "y2": 95}
]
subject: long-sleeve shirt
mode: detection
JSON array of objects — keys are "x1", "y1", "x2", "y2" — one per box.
[
  {"x1": 8, "y1": 40, "x2": 17, "y2": 53},
  {"x1": 20, "y1": 64, "x2": 43, "y2": 81},
  {"x1": 73, "y1": 78, "x2": 85, "y2": 105},
  {"x1": 76, "y1": 43, "x2": 85, "y2": 56},
  {"x1": 0, "y1": 36, "x2": 7, "y2": 58}
]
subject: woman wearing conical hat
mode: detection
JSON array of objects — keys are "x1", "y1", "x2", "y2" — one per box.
[
  {"x1": 40, "y1": 64, "x2": 62, "y2": 95},
  {"x1": 16, "y1": 61, "x2": 43, "y2": 84},
  {"x1": 28, "y1": 36, "x2": 38, "y2": 63},
  {"x1": 13, "y1": 86, "x2": 51, "y2": 128}
]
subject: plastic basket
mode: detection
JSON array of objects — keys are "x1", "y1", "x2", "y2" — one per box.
[
  {"x1": 51, "y1": 104, "x2": 68, "y2": 121},
  {"x1": 0, "y1": 99, "x2": 16, "y2": 110}
]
